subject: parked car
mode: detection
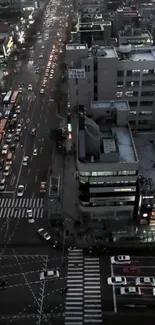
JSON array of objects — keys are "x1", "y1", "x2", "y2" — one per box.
[
  {"x1": 40, "y1": 269, "x2": 59, "y2": 280},
  {"x1": 107, "y1": 276, "x2": 127, "y2": 285},
  {"x1": 37, "y1": 228, "x2": 51, "y2": 241},
  {"x1": 110, "y1": 255, "x2": 131, "y2": 265}
]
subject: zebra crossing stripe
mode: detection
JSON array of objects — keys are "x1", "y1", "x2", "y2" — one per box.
[{"x1": 0, "y1": 198, "x2": 43, "y2": 208}]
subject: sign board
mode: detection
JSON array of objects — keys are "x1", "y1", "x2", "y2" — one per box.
[{"x1": 68, "y1": 69, "x2": 85, "y2": 79}]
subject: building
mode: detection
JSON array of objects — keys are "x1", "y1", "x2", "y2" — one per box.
[
  {"x1": 77, "y1": 100, "x2": 139, "y2": 225},
  {"x1": 71, "y1": 18, "x2": 112, "y2": 47},
  {"x1": 118, "y1": 28, "x2": 153, "y2": 48},
  {"x1": 114, "y1": 7, "x2": 141, "y2": 34},
  {"x1": 66, "y1": 44, "x2": 155, "y2": 129}
]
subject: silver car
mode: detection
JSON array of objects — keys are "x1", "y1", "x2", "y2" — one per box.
[{"x1": 37, "y1": 228, "x2": 51, "y2": 241}]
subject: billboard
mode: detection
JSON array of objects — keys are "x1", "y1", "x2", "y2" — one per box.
[{"x1": 68, "y1": 69, "x2": 85, "y2": 79}]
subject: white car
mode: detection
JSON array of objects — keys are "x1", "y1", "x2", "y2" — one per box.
[
  {"x1": 28, "y1": 84, "x2": 32, "y2": 91},
  {"x1": 2, "y1": 145, "x2": 8, "y2": 155},
  {"x1": 6, "y1": 134, "x2": 12, "y2": 143},
  {"x1": 136, "y1": 277, "x2": 155, "y2": 286},
  {"x1": 40, "y1": 88, "x2": 45, "y2": 94},
  {"x1": 45, "y1": 73, "x2": 49, "y2": 77},
  {"x1": 27, "y1": 209, "x2": 34, "y2": 223},
  {"x1": 110, "y1": 255, "x2": 131, "y2": 265},
  {"x1": 17, "y1": 185, "x2": 24, "y2": 197},
  {"x1": 3, "y1": 165, "x2": 10, "y2": 177},
  {"x1": 23, "y1": 156, "x2": 29, "y2": 166},
  {"x1": 37, "y1": 228, "x2": 51, "y2": 241},
  {"x1": 33, "y1": 148, "x2": 38, "y2": 156},
  {"x1": 0, "y1": 178, "x2": 6, "y2": 191},
  {"x1": 107, "y1": 276, "x2": 127, "y2": 286},
  {"x1": 41, "y1": 45, "x2": 45, "y2": 49},
  {"x1": 16, "y1": 124, "x2": 22, "y2": 133},
  {"x1": 49, "y1": 75, "x2": 53, "y2": 79},
  {"x1": 39, "y1": 54, "x2": 43, "y2": 59},
  {"x1": 19, "y1": 87, "x2": 23, "y2": 93},
  {"x1": 16, "y1": 106, "x2": 21, "y2": 114},
  {"x1": 40, "y1": 269, "x2": 59, "y2": 280},
  {"x1": 120, "y1": 287, "x2": 141, "y2": 296},
  {"x1": 13, "y1": 114, "x2": 17, "y2": 119}
]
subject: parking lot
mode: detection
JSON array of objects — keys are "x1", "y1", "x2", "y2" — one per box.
[{"x1": 105, "y1": 255, "x2": 155, "y2": 314}]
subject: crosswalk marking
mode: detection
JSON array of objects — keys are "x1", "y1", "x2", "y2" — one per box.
[
  {"x1": 65, "y1": 249, "x2": 103, "y2": 325},
  {"x1": 0, "y1": 198, "x2": 43, "y2": 208},
  {"x1": 0, "y1": 198, "x2": 44, "y2": 219}
]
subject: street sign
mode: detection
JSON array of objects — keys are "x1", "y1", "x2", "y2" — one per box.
[{"x1": 68, "y1": 69, "x2": 85, "y2": 79}]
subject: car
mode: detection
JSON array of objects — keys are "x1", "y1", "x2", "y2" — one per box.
[
  {"x1": 23, "y1": 156, "x2": 29, "y2": 166},
  {"x1": 40, "y1": 88, "x2": 45, "y2": 94},
  {"x1": 153, "y1": 288, "x2": 155, "y2": 296},
  {"x1": 39, "y1": 54, "x2": 43, "y2": 59},
  {"x1": 110, "y1": 255, "x2": 131, "y2": 265},
  {"x1": 40, "y1": 269, "x2": 59, "y2": 280},
  {"x1": 37, "y1": 228, "x2": 51, "y2": 241},
  {"x1": 41, "y1": 45, "x2": 45, "y2": 49},
  {"x1": 123, "y1": 266, "x2": 140, "y2": 275},
  {"x1": 16, "y1": 124, "x2": 22, "y2": 132},
  {"x1": 28, "y1": 84, "x2": 32, "y2": 91},
  {"x1": 120, "y1": 287, "x2": 141, "y2": 296},
  {"x1": 17, "y1": 185, "x2": 24, "y2": 197},
  {"x1": 0, "y1": 178, "x2": 6, "y2": 191},
  {"x1": 3, "y1": 165, "x2": 10, "y2": 177},
  {"x1": 19, "y1": 86, "x2": 23, "y2": 93},
  {"x1": 136, "y1": 277, "x2": 155, "y2": 286},
  {"x1": 4, "y1": 110, "x2": 10, "y2": 119},
  {"x1": 16, "y1": 106, "x2": 21, "y2": 114},
  {"x1": 2, "y1": 144, "x2": 8, "y2": 155},
  {"x1": 10, "y1": 144, "x2": 16, "y2": 153},
  {"x1": 30, "y1": 46, "x2": 33, "y2": 50},
  {"x1": 6, "y1": 134, "x2": 12, "y2": 144},
  {"x1": 46, "y1": 68, "x2": 50, "y2": 73},
  {"x1": 14, "y1": 133, "x2": 20, "y2": 141},
  {"x1": 49, "y1": 75, "x2": 53, "y2": 79},
  {"x1": 40, "y1": 182, "x2": 46, "y2": 193},
  {"x1": 14, "y1": 56, "x2": 17, "y2": 61},
  {"x1": 31, "y1": 128, "x2": 36, "y2": 135},
  {"x1": 27, "y1": 209, "x2": 34, "y2": 223},
  {"x1": 107, "y1": 276, "x2": 127, "y2": 285},
  {"x1": 33, "y1": 148, "x2": 38, "y2": 156}
]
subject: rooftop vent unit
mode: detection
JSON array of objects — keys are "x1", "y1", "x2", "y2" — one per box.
[{"x1": 118, "y1": 43, "x2": 132, "y2": 54}]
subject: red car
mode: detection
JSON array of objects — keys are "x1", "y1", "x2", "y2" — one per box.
[
  {"x1": 123, "y1": 266, "x2": 140, "y2": 275},
  {"x1": 40, "y1": 182, "x2": 46, "y2": 193}
]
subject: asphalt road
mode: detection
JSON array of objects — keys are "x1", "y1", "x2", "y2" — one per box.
[{"x1": 0, "y1": 0, "x2": 71, "y2": 323}]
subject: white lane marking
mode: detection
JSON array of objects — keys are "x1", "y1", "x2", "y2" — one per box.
[
  {"x1": 10, "y1": 174, "x2": 16, "y2": 186},
  {"x1": 40, "y1": 147, "x2": 43, "y2": 153},
  {"x1": 25, "y1": 184, "x2": 27, "y2": 190},
  {"x1": 110, "y1": 261, "x2": 117, "y2": 312},
  {"x1": 45, "y1": 118, "x2": 47, "y2": 123},
  {"x1": 38, "y1": 122, "x2": 40, "y2": 127},
  {"x1": 35, "y1": 175, "x2": 38, "y2": 182},
  {"x1": 28, "y1": 169, "x2": 30, "y2": 175}
]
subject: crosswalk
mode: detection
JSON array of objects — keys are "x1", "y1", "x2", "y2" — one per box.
[
  {"x1": 0, "y1": 198, "x2": 44, "y2": 219},
  {"x1": 0, "y1": 198, "x2": 43, "y2": 208},
  {"x1": 65, "y1": 249, "x2": 102, "y2": 325}
]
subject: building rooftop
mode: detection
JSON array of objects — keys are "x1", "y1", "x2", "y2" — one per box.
[
  {"x1": 78, "y1": 101, "x2": 138, "y2": 165},
  {"x1": 130, "y1": 48, "x2": 155, "y2": 61},
  {"x1": 119, "y1": 30, "x2": 152, "y2": 38},
  {"x1": 89, "y1": 46, "x2": 117, "y2": 58},
  {"x1": 134, "y1": 133, "x2": 155, "y2": 193}
]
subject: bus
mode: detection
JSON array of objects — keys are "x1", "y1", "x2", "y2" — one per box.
[
  {"x1": 3, "y1": 90, "x2": 12, "y2": 105},
  {"x1": 0, "y1": 119, "x2": 7, "y2": 137},
  {"x1": 11, "y1": 91, "x2": 19, "y2": 105}
]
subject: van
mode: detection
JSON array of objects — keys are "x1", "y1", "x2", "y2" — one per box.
[{"x1": 6, "y1": 152, "x2": 13, "y2": 165}]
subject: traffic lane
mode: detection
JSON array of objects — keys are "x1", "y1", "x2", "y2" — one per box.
[
  {"x1": 114, "y1": 265, "x2": 155, "y2": 277},
  {"x1": 99, "y1": 256, "x2": 114, "y2": 311}
]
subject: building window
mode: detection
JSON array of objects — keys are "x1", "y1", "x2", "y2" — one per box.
[
  {"x1": 118, "y1": 170, "x2": 137, "y2": 176},
  {"x1": 126, "y1": 81, "x2": 139, "y2": 87},
  {"x1": 85, "y1": 65, "x2": 90, "y2": 72},
  {"x1": 116, "y1": 92, "x2": 123, "y2": 98},
  {"x1": 125, "y1": 91, "x2": 133, "y2": 97},
  {"x1": 140, "y1": 101, "x2": 153, "y2": 106},
  {"x1": 129, "y1": 101, "x2": 137, "y2": 107},
  {"x1": 91, "y1": 171, "x2": 117, "y2": 176},
  {"x1": 117, "y1": 70, "x2": 124, "y2": 77},
  {"x1": 142, "y1": 80, "x2": 155, "y2": 87},
  {"x1": 139, "y1": 111, "x2": 152, "y2": 116},
  {"x1": 129, "y1": 111, "x2": 136, "y2": 115},
  {"x1": 141, "y1": 91, "x2": 154, "y2": 97},
  {"x1": 132, "y1": 69, "x2": 140, "y2": 76},
  {"x1": 143, "y1": 69, "x2": 149, "y2": 75},
  {"x1": 76, "y1": 89, "x2": 79, "y2": 96},
  {"x1": 117, "y1": 81, "x2": 123, "y2": 88}
]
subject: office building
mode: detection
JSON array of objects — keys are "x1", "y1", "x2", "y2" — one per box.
[
  {"x1": 77, "y1": 100, "x2": 139, "y2": 224},
  {"x1": 118, "y1": 27, "x2": 153, "y2": 48},
  {"x1": 66, "y1": 44, "x2": 155, "y2": 129}
]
